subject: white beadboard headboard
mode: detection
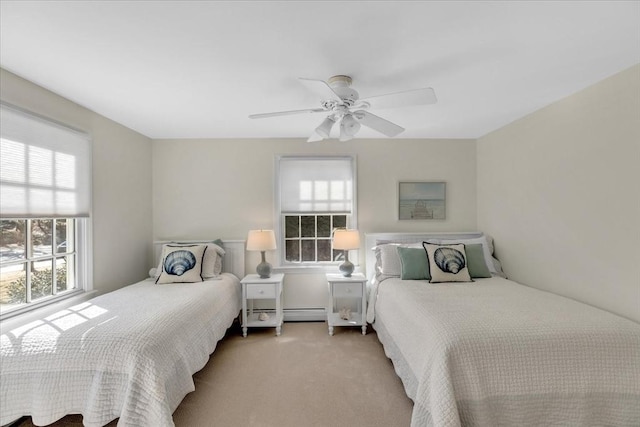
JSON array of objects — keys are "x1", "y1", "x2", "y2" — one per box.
[
  {"x1": 364, "y1": 232, "x2": 484, "y2": 281},
  {"x1": 153, "y1": 240, "x2": 245, "y2": 279}
]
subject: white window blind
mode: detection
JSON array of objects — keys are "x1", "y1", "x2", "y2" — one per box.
[
  {"x1": 0, "y1": 103, "x2": 91, "y2": 218},
  {"x1": 279, "y1": 156, "x2": 354, "y2": 213}
]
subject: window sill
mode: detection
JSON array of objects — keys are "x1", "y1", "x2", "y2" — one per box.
[
  {"x1": 0, "y1": 290, "x2": 98, "y2": 326},
  {"x1": 272, "y1": 265, "x2": 363, "y2": 275}
]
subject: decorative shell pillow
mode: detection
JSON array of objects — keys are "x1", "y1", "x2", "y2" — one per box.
[
  {"x1": 153, "y1": 241, "x2": 225, "y2": 279},
  {"x1": 156, "y1": 244, "x2": 206, "y2": 284},
  {"x1": 422, "y1": 243, "x2": 472, "y2": 283}
]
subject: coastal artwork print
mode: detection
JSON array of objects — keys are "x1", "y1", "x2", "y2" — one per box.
[{"x1": 398, "y1": 181, "x2": 446, "y2": 220}]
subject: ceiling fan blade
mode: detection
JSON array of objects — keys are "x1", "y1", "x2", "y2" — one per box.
[
  {"x1": 360, "y1": 87, "x2": 437, "y2": 110},
  {"x1": 354, "y1": 110, "x2": 404, "y2": 137},
  {"x1": 298, "y1": 78, "x2": 342, "y2": 102},
  {"x1": 249, "y1": 108, "x2": 326, "y2": 119}
]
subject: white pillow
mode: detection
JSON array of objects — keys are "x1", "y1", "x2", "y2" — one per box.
[
  {"x1": 203, "y1": 243, "x2": 225, "y2": 277},
  {"x1": 376, "y1": 244, "x2": 402, "y2": 276},
  {"x1": 423, "y1": 243, "x2": 472, "y2": 283},
  {"x1": 491, "y1": 257, "x2": 507, "y2": 278},
  {"x1": 156, "y1": 244, "x2": 206, "y2": 284}
]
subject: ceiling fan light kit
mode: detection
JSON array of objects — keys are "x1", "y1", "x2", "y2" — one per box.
[{"x1": 249, "y1": 75, "x2": 437, "y2": 142}]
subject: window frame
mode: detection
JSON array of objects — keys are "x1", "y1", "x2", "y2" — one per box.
[
  {"x1": 0, "y1": 217, "x2": 91, "y2": 320},
  {"x1": 274, "y1": 155, "x2": 357, "y2": 271}
]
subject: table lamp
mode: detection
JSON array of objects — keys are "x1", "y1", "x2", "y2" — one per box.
[
  {"x1": 333, "y1": 229, "x2": 360, "y2": 277},
  {"x1": 246, "y1": 229, "x2": 277, "y2": 278}
]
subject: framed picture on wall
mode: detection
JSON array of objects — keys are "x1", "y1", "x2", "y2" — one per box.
[{"x1": 398, "y1": 181, "x2": 446, "y2": 220}]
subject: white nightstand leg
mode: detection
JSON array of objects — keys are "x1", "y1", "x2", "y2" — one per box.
[
  {"x1": 361, "y1": 293, "x2": 367, "y2": 335},
  {"x1": 328, "y1": 326, "x2": 334, "y2": 336},
  {"x1": 276, "y1": 283, "x2": 282, "y2": 336},
  {"x1": 242, "y1": 286, "x2": 247, "y2": 337}
]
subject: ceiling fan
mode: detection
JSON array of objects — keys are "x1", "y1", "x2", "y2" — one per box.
[{"x1": 248, "y1": 75, "x2": 437, "y2": 142}]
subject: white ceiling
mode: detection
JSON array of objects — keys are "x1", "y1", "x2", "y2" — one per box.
[{"x1": 1, "y1": 1, "x2": 638, "y2": 140}]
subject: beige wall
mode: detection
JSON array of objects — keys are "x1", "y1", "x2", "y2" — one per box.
[
  {"x1": 6, "y1": 61, "x2": 637, "y2": 322},
  {"x1": 1, "y1": 68, "x2": 154, "y2": 295},
  {"x1": 153, "y1": 138, "x2": 478, "y2": 309},
  {"x1": 477, "y1": 65, "x2": 640, "y2": 322}
]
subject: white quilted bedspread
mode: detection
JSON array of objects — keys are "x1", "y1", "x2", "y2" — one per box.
[
  {"x1": 371, "y1": 276, "x2": 640, "y2": 427},
  {"x1": 0, "y1": 273, "x2": 241, "y2": 427}
]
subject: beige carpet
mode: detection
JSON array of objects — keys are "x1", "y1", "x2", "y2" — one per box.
[{"x1": 14, "y1": 321, "x2": 413, "y2": 427}]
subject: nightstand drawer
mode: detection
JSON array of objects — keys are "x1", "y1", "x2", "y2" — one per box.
[
  {"x1": 246, "y1": 283, "x2": 277, "y2": 299},
  {"x1": 332, "y1": 283, "x2": 363, "y2": 298}
]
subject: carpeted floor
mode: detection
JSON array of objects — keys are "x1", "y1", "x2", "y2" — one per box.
[{"x1": 13, "y1": 321, "x2": 413, "y2": 427}]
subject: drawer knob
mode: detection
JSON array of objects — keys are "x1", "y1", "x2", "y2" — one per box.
[
  {"x1": 259, "y1": 290, "x2": 264, "y2": 294},
  {"x1": 346, "y1": 288, "x2": 351, "y2": 293}
]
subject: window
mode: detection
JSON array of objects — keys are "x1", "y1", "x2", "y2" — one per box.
[
  {"x1": 276, "y1": 156, "x2": 356, "y2": 266},
  {"x1": 0, "y1": 219, "x2": 78, "y2": 310},
  {"x1": 0, "y1": 103, "x2": 91, "y2": 319},
  {"x1": 284, "y1": 214, "x2": 347, "y2": 262}
]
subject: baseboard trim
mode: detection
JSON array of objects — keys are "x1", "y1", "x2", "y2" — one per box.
[{"x1": 283, "y1": 308, "x2": 326, "y2": 322}]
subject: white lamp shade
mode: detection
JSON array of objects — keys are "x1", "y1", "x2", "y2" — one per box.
[
  {"x1": 333, "y1": 229, "x2": 360, "y2": 250},
  {"x1": 315, "y1": 116, "x2": 336, "y2": 138},
  {"x1": 246, "y1": 230, "x2": 277, "y2": 251},
  {"x1": 339, "y1": 114, "x2": 361, "y2": 141}
]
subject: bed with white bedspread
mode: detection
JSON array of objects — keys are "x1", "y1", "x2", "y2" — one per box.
[
  {"x1": 365, "y1": 232, "x2": 640, "y2": 427},
  {"x1": 0, "y1": 240, "x2": 244, "y2": 427}
]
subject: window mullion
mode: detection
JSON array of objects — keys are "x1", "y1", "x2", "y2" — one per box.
[
  {"x1": 297, "y1": 215, "x2": 302, "y2": 263},
  {"x1": 52, "y1": 219, "x2": 57, "y2": 296},
  {"x1": 25, "y1": 219, "x2": 32, "y2": 303},
  {"x1": 314, "y1": 214, "x2": 318, "y2": 262}
]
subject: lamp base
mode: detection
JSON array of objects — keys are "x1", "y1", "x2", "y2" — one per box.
[
  {"x1": 256, "y1": 251, "x2": 272, "y2": 278},
  {"x1": 339, "y1": 259, "x2": 354, "y2": 277}
]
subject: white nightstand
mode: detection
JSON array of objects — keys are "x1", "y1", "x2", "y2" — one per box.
[
  {"x1": 241, "y1": 273, "x2": 284, "y2": 337},
  {"x1": 326, "y1": 273, "x2": 367, "y2": 336}
]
